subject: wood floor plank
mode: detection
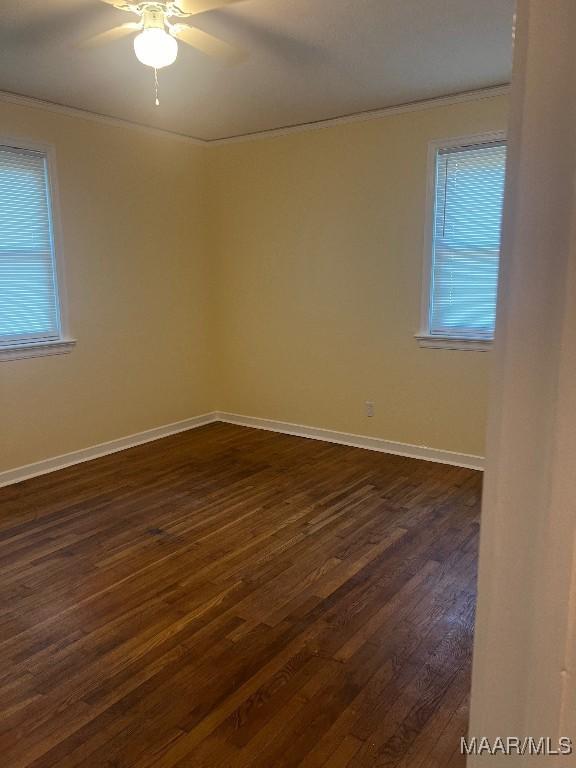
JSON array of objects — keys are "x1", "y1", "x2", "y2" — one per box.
[{"x1": 0, "y1": 423, "x2": 481, "y2": 767}]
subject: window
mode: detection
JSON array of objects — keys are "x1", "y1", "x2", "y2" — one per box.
[
  {"x1": 418, "y1": 133, "x2": 507, "y2": 350},
  {"x1": 0, "y1": 141, "x2": 73, "y2": 360}
]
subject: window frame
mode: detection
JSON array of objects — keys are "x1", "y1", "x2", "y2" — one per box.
[
  {"x1": 416, "y1": 130, "x2": 507, "y2": 351},
  {"x1": 0, "y1": 136, "x2": 75, "y2": 361}
]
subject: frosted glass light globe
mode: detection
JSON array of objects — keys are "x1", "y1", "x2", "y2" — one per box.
[{"x1": 134, "y1": 28, "x2": 178, "y2": 69}]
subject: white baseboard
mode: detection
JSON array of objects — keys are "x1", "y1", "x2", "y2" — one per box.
[
  {"x1": 216, "y1": 412, "x2": 485, "y2": 471},
  {"x1": 0, "y1": 412, "x2": 218, "y2": 489},
  {"x1": 0, "y1": 410, "x2": 484, "y2": 489}
]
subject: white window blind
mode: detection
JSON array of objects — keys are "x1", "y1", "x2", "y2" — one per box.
[
  {"x1": 429, "y1": 140, "x2": 507, "y2": 339},
  {"x1": 0, "y1": 144, "x2": 61, "y2": 346}
]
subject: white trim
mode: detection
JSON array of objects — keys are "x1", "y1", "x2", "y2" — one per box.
[
  {"x1": 44, "y1": 138, "x2": 72, "y2": 343},
  {"x1": 0, "y1": 338, "x2": 77, "y2": 361},
  {"x1": 417, "y1": 129, "x2": 507, "y2": 348},
  {"x1": 0, "y1": 90, "x2": 204, "y2": 146},
  {"x1": 0, "y1": 136, "x2": 74, "y2": 352},
  {"x1": 0, "y1": 411, "x2": 484, "y2": 488},
  {"x1": 0, "y1": 85, "x2": 509, "y2": 146},
  {"x1": 216, "y1": 412, "x2": 484, "y2": 470},
  {"x1": 415, "y1": 334, "x2": 493, "y2": 352},
  {"x1": 0, "y1": 412, "x2": 218, "y2": 488},
  {"x1": 208, "y1": 86, "x2": 510, "y2": 145}
]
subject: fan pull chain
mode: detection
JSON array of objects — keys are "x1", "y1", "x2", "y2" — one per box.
[{"x1": 154, "y1": 68, "x2": 160, "y2": 107}]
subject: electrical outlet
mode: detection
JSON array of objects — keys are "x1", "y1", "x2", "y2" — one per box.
[{"x1": 365, "y1": 401, "x2": 375, "y2": 418}]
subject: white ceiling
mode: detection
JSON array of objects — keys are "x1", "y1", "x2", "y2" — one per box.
[{"x1": 1, "y1": 0, "x2": 514, "y2": 141}]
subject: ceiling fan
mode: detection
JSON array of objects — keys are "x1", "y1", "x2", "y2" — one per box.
[{"x1": 85, "y1": 0, "x2": 246, "y2": 74}]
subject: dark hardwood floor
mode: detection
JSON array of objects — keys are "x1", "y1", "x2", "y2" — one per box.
[{"x1": 0, "y1": 423, "x2": 481, "y2": 767}]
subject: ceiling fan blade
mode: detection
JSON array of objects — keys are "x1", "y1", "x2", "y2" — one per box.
[
  {"x1": 174, "y1": 0, "x2": 244, "y2": 17},
  {"x1": 79, "y1": 22, "x2": 141, "y2": 47},
  {"x1": 171, "y1": 24, "x2": 246, "y2": 63}
]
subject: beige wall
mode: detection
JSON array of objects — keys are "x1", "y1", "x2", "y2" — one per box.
[
  {"x1": 209, "y1": 95, "x2": 508, "y2": 457},
  {"x1": 470, "y1": 2, "x2": 576, "y2": 756},
  {"x1": 1, "y1": 93, "x2": 508, "y2": 475},
  {"x1": 0, "y1": 102, "x2": 213, "y2": 473}
]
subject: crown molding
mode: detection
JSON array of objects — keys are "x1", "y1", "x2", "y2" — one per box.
[
  {"x1": 0, "y1": 84, "x2": 509, "y2": 147},
  {"x1": 206, "y1": 84, "x2": 510, "y2": 146},
  {"x1": 0, "y1": 89, "x2": 206, "y2": 145}
]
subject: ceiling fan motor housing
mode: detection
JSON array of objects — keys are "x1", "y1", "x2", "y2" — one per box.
[{"x1": 142, "y1": 6, "x2": 166, "y2": 30}]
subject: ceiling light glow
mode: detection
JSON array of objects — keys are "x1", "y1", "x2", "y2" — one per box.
[{"x1": 133, "y1": 28, "x2": 178, "y2": 69}]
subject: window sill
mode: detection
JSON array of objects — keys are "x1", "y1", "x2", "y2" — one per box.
[
  {"x1": 415, "y1": 334, "x2": 493, "y2": 351},
  {"x1": 0, "y1": 338, "x2": 77, "y2": 361}
]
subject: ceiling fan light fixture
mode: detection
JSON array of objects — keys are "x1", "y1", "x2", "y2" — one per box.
[{"x1": 133, "y1": 28, "x2": 178, "y2": 69}]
